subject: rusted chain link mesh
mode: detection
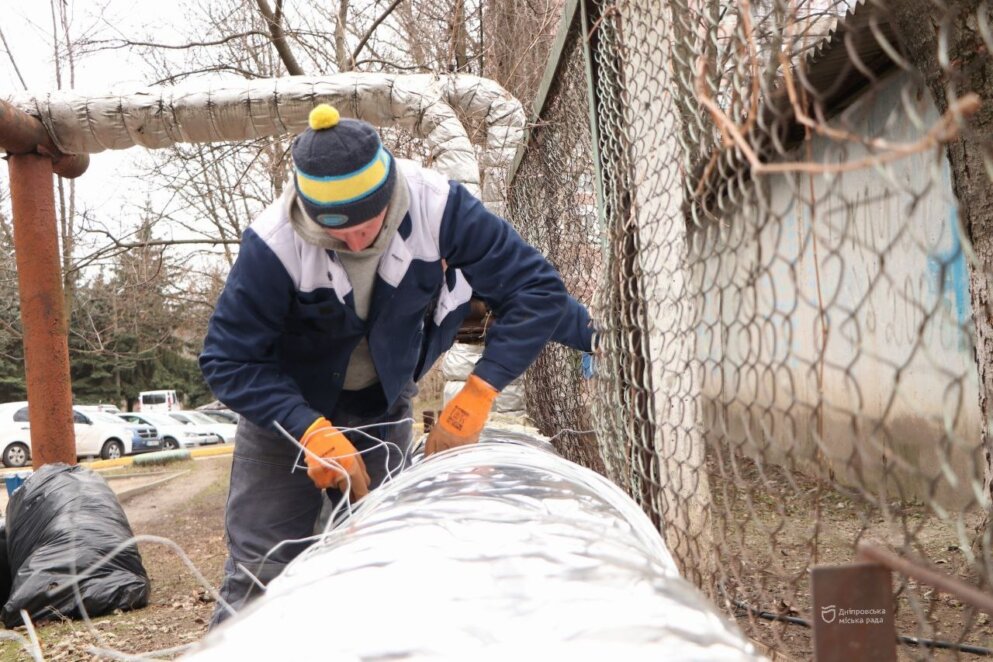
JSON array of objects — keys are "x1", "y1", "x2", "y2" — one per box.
[{"x1": 508, "y1": 0, "x2": 993, "y2": 657}]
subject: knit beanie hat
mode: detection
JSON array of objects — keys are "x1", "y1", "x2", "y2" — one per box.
[{"x1": 291, "y1": 104, "x2": 397, "y2": 229}]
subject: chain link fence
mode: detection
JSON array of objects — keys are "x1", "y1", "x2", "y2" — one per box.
[{"x1": 508, "y1": 0, "x2": 993, "y2": 657}]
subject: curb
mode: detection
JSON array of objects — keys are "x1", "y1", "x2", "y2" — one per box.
[
  {"x1": 18, "y1": 444, "x2": 234, "y2": 474},
  {"x1": 87, "y1": 456, "x2": 135, "y2": 470},
  {"x1": 117, "y1": 470, "x2": 190, "y2": 501},
  {"x1": 103, "y1": 470, "x2": 175, "y2": 481},
  {"x1": 190, "y1": 445, "x2": 234, "y2": 459},
  {"x1": 133, "y1": 449, "x2": 192, "y2": 466}
]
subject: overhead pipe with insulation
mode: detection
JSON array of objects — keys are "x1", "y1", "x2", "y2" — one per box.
[{"x1": 6, "y1": 74, "x2": 525, "y2": 214}]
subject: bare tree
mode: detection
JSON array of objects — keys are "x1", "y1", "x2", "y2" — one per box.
[
  {"x1": 889, "y1": 1, "x2": 993, "y2": 548},
  {"x1": 481, "y1": 0, "x2": 564, "y2": 105},
  {"x1": 51, "y1": 0, "x2": 79, "y2": 318}
]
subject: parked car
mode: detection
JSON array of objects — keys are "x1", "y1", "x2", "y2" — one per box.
[
  {"x1": 168, "y1": 411, "x2": 236, "y2": 444},
  {"x1": 76, "y1": 403, "x2": 122, "y2": 415},
  {"x1": 0, "y1": 402, "x2": 134, "y2": 467},
  {"x1": 84, "y1": 409, "x2": 161, "y2": 455},
  {"x1": 118, "y1": 412, "x2": 218, "y2": 450},
  {"x1": 136, "y1": 389, "x2": 181, "y2": 412},
  {"x1": 198, "y1": 410, "x2": 239, "y2": 425}
]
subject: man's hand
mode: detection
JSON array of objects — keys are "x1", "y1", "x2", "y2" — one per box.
[
  {"x1": 425, "y1": 375, "x2": 498, "y2": 456},
  {"x1": 302, "y1": 417, "x2": 371, "y2": 499}
]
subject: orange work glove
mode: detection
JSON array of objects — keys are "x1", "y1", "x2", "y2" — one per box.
[
  {"x1": 301, "y1": 417, "x2": 371, "y2": 500},
  {"x1": 425, "y1": 375, "x2": 498, "y2": 456}
]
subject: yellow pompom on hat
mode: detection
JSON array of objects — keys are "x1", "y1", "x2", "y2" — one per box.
[
  {"x1": 292, "y1": 103, "x2": 396, "y2": 229},
  {"x1": 308, "y1": 104, "x2": 340, "y2": 130}
]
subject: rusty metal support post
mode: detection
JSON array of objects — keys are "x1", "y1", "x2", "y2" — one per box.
[{"x1": 9, "y1": 154, "x2": 76, "y2": 467}]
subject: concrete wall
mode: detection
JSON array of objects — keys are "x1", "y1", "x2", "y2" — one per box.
[{"x1": 694, "y1": 71, "x2": 979, "y2": 507}]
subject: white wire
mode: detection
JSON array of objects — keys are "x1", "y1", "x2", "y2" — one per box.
[
  {"x1": 236, "y1": 417, "x2": 414, "y2": 603},
  {"x1": 6, "y1": 421, "x2": 371, "y2": 660},
  {"x1": 545, "y1": 428, "x2": 596, "y2": 443},
  {"x1": 272, "y1": 417, "x2": 412, "y2": 525},
  {"x1": 235, "y1": 562, "x2": 269, "y2": 592},
  {"x1": 19, "y1": 610, "x2": 44, "y2": 661},
  {"x1": 0, "y1": 629, "x2": 43, "y2": 662},
  {"x1": 86, "y1": 643, "x2": 196, "y2": 661},
  {"x1": 47, "y1": 534, "x2": 236, "y2": 620},
  {"x1": 47, "y1": 532, "x2": 235, "y2": 661},
  {"x1": 37, "y1": 414, "x2": 419, "y2": 659}
]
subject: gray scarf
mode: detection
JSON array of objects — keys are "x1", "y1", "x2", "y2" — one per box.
[{"x1": 284, "y1": 169, "x2": 412, "y2": 389}]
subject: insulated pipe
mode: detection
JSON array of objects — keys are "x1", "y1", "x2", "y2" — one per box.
[
  {"x1": 8, "y1": 154, "x2": 76, "y2": 467},
  {"x1": 5, "y1": 74, "x2": 525, "y2": 208},
  {"x1": 186, "y1": 436, "x2": 764, "y2": 661},
  {"x1": 0, "y1": 99, "x2": 88, "y2": 178}
]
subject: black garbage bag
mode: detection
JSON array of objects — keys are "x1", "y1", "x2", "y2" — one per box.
[
  {"x1": 0, "y1": 518, "x2": 10, "y2": 606},
  {"x1": 3, "y1": 463, "x2": 150, "y2": 626}
]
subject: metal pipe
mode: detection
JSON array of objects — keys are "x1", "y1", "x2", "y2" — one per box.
[
  {"x1": 856, "y1": 542, "x2": 993, "y2": 617},
  {"x1": 0, "y1": 99, "x2": 88, "y2": 178},
  {"x1": 8, "y1": 153, "x2": 76, "y2": 467}
]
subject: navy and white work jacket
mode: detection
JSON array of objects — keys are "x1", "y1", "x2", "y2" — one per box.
[{"x1": 200, "y1": 160, "x2": 593, "y2": 439}]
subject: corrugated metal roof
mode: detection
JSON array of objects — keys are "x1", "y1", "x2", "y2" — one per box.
[{"x1": 690, "y1": 0, "x2": 899, "y2": 222}]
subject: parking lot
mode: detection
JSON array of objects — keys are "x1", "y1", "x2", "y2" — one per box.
[{"x1": 0, "y1": 404, "x2": 237, "y2": 468}]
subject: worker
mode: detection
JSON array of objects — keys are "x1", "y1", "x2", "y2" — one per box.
[{"x1": 199, "y1": 104, "x2": 596, "y2": 626}]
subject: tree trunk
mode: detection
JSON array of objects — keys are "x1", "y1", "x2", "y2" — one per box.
[
  {"x1": 450, "y1": 0, "x2": 468, "y2": 72},
  {"x1": 891, "y1": 1, "x2": 993, "y2": 544},
  {"x1": 335, "y1": 0, "x2": 350, "y2": 71},
  {"x1": 255, "y1": 0, "x2": 304, "y2": 75}
]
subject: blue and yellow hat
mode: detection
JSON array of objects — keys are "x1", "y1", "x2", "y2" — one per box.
[{"x1": 291, "y1": 104, "x2": 396, "y2": 229}]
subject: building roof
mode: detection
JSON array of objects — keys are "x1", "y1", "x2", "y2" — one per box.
[{"x1": 691, "y1": 0, "x2": 899, "y2": 222}]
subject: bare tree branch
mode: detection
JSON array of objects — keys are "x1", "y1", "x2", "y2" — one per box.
[
  {"x1": 354, "y1": 58, "x2": 431, "y2": 72},
  {"x1": 352, "y1": 0, "x2": 406, "y2": 68},
  {"x1": 108, "y1": 238, "x2": 243, "y2": 249},
  {"x1": 80, "y1": 31, "x2": 270, "y2": 53},
  {"x1": 255, "y1": 0, "x2": 305, "y2": 75},
  {"x1": 151, "y1": 65, "x2": 264, "y2": 86},
  {"x1": 0, "y1": 23, "x2": 26, "y2": 89}
]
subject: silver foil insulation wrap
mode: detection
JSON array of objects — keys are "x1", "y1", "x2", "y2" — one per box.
[{"x1": 187, "y1": 434, "x2": 764, "y2": 661}]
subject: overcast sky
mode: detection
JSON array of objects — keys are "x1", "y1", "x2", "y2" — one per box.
[{"x1": 0, "y1": 0, "x2": 240, "y2": 269}]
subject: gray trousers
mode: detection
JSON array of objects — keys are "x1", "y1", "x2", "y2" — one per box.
[{"x1": 210, "y1": 385, "x2": 415, "y2": 627}]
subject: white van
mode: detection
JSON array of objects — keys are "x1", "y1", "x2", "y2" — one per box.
[{"x1": 137, "y1": 390, "x2": 182, "y2": 412}]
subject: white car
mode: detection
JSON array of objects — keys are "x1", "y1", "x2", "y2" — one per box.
[
  {"x1": 168, "y1": 411, "x2": 236, "y2": 444},
  {"x1": 84, "y1": 410, "x2": 162, "y2": 455},
  {"x1": 0, "y1": 402, "x2": 134, "y2": 467},
  {"x1": 118, "y1": 412, "x2": 218, "y2": 450}
]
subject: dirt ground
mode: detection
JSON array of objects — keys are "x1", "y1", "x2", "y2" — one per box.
[
  {"x1": 0, "y1": 456, "x2": 231, "y2": 661},
  {"x1": 712, "y1": 455, "x2": 993, "y2": 661}
]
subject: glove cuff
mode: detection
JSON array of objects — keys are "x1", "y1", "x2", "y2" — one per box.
[
  {"x1": 437, "y1": 375, "x2": 498, "y2": 437},
  {"x1": 465, "y1": 374, "x2": 499, "y2": 403},
  {"x1": 302, "y1": 416, "x2": 332, "y2": 446}
]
